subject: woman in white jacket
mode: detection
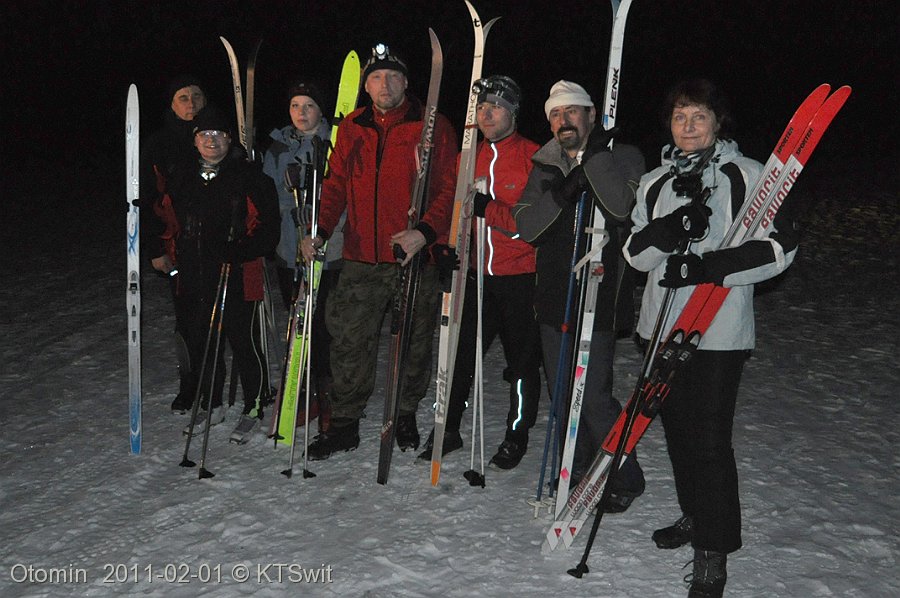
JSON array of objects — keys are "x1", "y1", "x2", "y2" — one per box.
[{"x1": 623, "y1": 79, "x2": 798, "y2": 598}]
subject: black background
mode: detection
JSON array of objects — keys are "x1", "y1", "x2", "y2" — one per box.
[{"x1": 1, "y1": 0, "x2": 894, "y2": 247}]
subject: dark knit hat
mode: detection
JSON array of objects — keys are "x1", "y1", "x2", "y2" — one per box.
[
  {"x1": 363, "y1": 43, "x2": 408, "y2": 80},
  {"x1": 167, "y1": 74, "x2": 205, "y2": 103},
  {"x1": 286, "y1": 81, "x2": 328, "y2": 112},
  {"x1": 474, "y1": 75, "x2": 522, "y2": 117},
  {"x1": 191, "y1": 106, "x2": 232, "y2": 136}
]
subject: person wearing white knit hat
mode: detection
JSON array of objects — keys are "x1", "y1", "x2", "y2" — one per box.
[
  {"x1": 512, "y1": 79, "x2": 647, "y2": 511},
  {"x1": 544, "y1": 80, "x2": 594, "y2": 118}
]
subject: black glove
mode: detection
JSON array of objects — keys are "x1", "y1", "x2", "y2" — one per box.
[
  {"x1": 431, "y1": 244, "x2": 460, "y2": 273},
  {"x1": 473, "y1": 192, "x2": 492, "y2": 218},
  {"x1": 284, "y1": 163, "x2": 303, "y2": 190},
  {"x1": 659, "y1": 253, "x2": 706, "y2": 288},
  {"x1": 662, "y1": 203, "x2": 712, "y2": 241},
  {"x1": 552, "y1": 165, "x2": 588, "y2": 206},
  {"x1": 584, "y1": 125, "x2": 618, "y2": 157}
]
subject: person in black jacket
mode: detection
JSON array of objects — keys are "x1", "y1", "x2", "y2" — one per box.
[
  {"x1": 166, "y1": 107, "x2": 280, "y2": 442},
  {"x1": 513, "y1": 80, "x2": 646, "y2": 509},
  {"x1": 143, "y1": 75, "x2": 208, "y2": 413}
]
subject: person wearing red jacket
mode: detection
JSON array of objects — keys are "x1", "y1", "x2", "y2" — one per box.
[
  {"x1": 418, "y1": 75, "x2": 542, "y2": 470},
  {"x1": 300, "y1": 43, "x2": 457, "y2": 460}
]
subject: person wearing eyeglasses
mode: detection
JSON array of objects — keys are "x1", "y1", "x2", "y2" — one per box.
[{"x1": 165, "y1": 106, "x2": 280, "y2": 443}]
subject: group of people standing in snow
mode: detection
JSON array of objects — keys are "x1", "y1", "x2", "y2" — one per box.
[{"x1": 140, "y1": 39, "x2": 797, "y2": 598}]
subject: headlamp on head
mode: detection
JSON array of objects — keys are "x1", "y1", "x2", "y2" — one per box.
[
  {"x1": 473, "y1": 75, "x2": 521, "y2": 117},
  {"x1": 363, "y1": 42, "x2": 409, "y2": 80}
]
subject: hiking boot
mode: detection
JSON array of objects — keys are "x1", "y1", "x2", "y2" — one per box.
[
  {"x1": 489, "y1": 437, "x2": 527, "y2": 470},
  {"x1": 183, "y1": 404, "x2": 226, "y2": 436},
  {"x1": 653, "y1": 515, "x2": 694, "y2": 549},
  {"x1": 229, "y1": 413, "x2": 260, "y2": 444},
  {"x1": 306, "y1": 418, "x2": 359, "y2": 460},
  {"x1": 685, "y1": 550, "x2": 727, "y2": 597},
  {"x1": 417, "y1": 428, "x2": 463, "y2": 460},
  {"x1": 396, "y1": 413, "x2": 420, "y2": 451}
]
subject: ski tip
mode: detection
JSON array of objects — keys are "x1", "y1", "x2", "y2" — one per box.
[{"x1": 828, "y1": 85, "x2": 853, "y2": 105}]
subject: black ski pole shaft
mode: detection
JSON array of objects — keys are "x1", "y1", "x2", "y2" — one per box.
[
  {"x1": 180, "y1": 263, "x2": 229, "y2": 468},
  {"x1": 198, "y1": 262, "x2": 231, "y2": 479}
]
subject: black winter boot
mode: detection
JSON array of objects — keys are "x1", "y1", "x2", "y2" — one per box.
[
  {"x1": 653, "y1": 515, "x2": 693, "y2": 549},
  {"x1": 489, "y1": 431, "x2": 527, "y2": 470},
  {"x1": 417, "y1": 428, "x2": 463, "y2": 460},
  {"x1": 396, "y1": 413, "x2": 420, "y2": 451},
  {"x1": 685, "y1": 549, "x2": 727, "y2": 598},
  {"x1": 307, "y1": 418, "x2": 359, "y2": 460}
]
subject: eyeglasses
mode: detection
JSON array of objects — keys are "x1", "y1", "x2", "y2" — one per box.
[{"x1": 197, "y1": 130, "x2": 230, "y2": 140}]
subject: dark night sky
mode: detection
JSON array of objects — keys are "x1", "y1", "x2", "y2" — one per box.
[{"x1": 1, "y1": 0, "x2": 895, "y2": 230}]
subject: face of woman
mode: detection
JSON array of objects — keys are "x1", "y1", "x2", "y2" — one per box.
[
  {"x1": 670, "y1": 103, "x2": 720, "y2": 153},
  {"x1": 289, "y1": 95, "x2": 323, "y2": 134}
]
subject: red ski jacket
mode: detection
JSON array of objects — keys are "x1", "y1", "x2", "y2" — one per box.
[
  {"x1": 477, "y1": 133, "x2": 540, "y2": 275},
  {"x1": 317, "y1": 96, "x2": 457, "y2": 264}
]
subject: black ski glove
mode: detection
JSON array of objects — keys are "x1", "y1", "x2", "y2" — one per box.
[
  {"x1": 431, "y1": 243, "x2": 460, "y2": 273},
  {"x1": 659, "y1": 247, "x2": 733, "y2": 288},
  {"x1": 665, "y1": 203, "x2": 712, "y2": 240},
  {"x1": 659, "y1": 253, "x2": 706, "y2": 288},
  {"x1": 552, "y1": 165, "x2": 589, "y2": 207},
  {"x1": 643, "y1": 203, "x2": 713, "y2": 252},
  {"x1": 583, "y1": 125, "x2": 618, "y2": 159},
  {"x1": 431, "y1": 243, "x2": 460, "y2": 292},
  {"x1": 473, "y1": 192, "x2": 492, "y2": 218}
]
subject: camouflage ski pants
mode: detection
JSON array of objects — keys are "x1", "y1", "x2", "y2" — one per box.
[{"x1": 325, "y1": 260, "x2": 441, "y2": 421}]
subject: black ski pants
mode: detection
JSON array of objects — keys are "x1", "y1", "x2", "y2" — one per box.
[
  {"x1": 660, "y1": 349, "x2": 748, "y2": 554},
  {"x1": 180, "y1": 270, "x2": 266, "y2": 414},
  {"x1": 446, "y1": 272, "x2": 542, "y2": 442}
]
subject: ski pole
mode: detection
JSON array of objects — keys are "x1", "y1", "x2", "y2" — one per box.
[
  {"x1": 180, "y1": 262, "x2": 229, "y2": 469},
  {"x1": 197, "y1": 262, "x2": 231, "y2": 479},
  {"x1": 536, "y1": 191, "x2": 587, "y2": 502},
  {"x1": 464, "y1": 214, "x2": 487, "y2": 487}
]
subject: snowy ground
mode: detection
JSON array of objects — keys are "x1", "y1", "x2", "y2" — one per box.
[{"x1": 1, "y1": 174, "x2": 897, "y2": 597}]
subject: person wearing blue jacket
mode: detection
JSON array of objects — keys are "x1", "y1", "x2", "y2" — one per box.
[{"x1": 263, "y1": 81, "x2": 339, "y2": 432}]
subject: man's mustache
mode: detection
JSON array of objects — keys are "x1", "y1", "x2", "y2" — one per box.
[{"x1": 556, "y1": 126, "x2": 578, "y2": 135}]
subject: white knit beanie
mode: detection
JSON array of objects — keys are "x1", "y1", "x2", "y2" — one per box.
[{"x1": 544, "y1": 80, "x2": 594, "y2": 119}]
